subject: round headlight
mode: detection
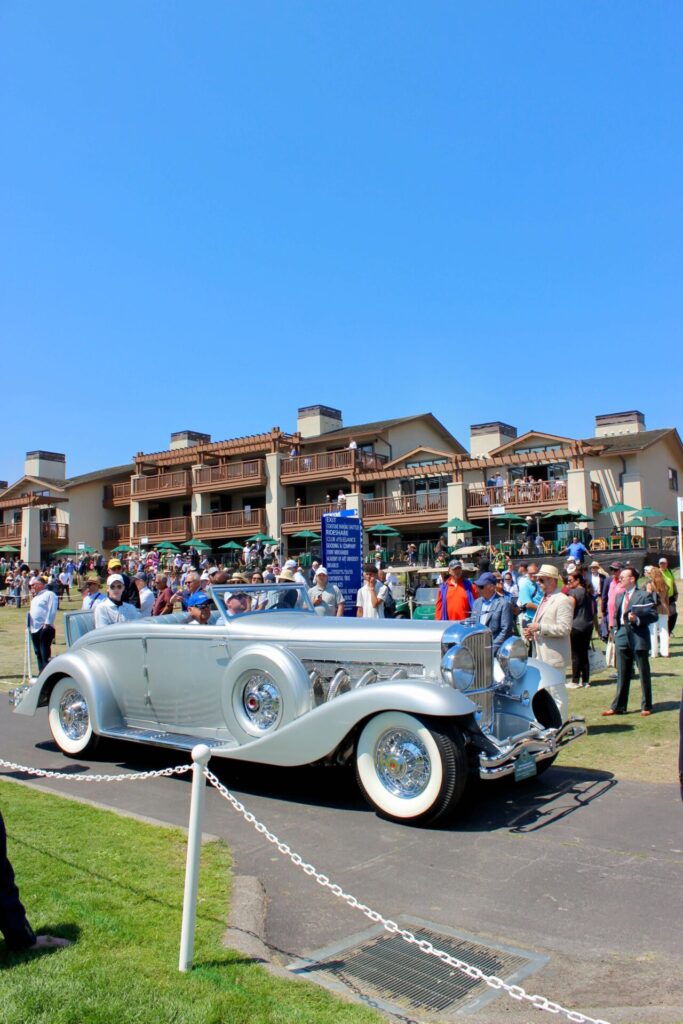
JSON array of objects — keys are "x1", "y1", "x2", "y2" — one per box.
[
  {"x1": 498, "y1": 636, "x2": 528, "y2": 680},
  {"x1": 441, "y1": 645, "x2": 476, "y2": 691}
]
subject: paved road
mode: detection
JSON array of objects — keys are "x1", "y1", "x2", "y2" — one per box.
[{"x1": 1, "y1": 701, "x2": 681, "y2": 1023}]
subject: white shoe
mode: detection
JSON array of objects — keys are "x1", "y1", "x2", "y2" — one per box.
[{"x1": 566, "y1": 682, "x2": 581, "y2": 689}]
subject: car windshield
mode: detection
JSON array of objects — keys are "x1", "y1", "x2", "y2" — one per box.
[{"x1": 209, "y1": 583, "x2": 315, "y2": 619}]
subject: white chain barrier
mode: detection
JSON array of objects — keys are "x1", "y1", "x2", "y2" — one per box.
[
  {"x1": 0, "y1": 757, "x2": 192, "y2": 783},
  {"x1": 1, "y1": 752, "x2": 611, "y2": 1023},
  {"x1": 204, "y1": 765, "x2": 612, "y2": 1024}
]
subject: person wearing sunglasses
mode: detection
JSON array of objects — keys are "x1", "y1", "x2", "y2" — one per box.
[{"x1": 94, "y1": 575, "x2": 143, "y2": 628}]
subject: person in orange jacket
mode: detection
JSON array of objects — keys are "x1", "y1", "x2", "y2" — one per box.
[{"x1": 435, "y1": 560, "x2": 478, "y2": 621}]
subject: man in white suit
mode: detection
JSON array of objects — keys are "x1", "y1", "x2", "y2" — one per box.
[{"x1": 523, "y1": 564, "x2": 574, "y2": 674}]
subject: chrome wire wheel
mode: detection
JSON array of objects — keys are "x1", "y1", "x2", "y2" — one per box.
[
  {"x1": 58, "y1": 688, "x2": 90, "y2": 742},
  {"x1": 48, "y1": 677, "x2": 99, "y2": 757},
  {"x1": 241, "y1": 672, "x2": 282, "y2": 731},
  {"x1": 355, "y1": 711, "x2": 468, "y2": 825},
  {"x1": 374, "y1": 728, "x2": 431, "y2": 799}
]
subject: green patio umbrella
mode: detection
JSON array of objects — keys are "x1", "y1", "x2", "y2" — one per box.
[
  {"x1": 111, "y1": 544, "x2": 135, "y2": 553},
  {"x1": 246, "y1": 533, "x2": 273, "y2": 542},
  {"x1": 156, "y1": 541, "x2": 181, "y2": 551},
  {"x1": 600, "y1": 502, "x2": 637, "y2": 515},
  {"x1": 630, "y1": 506, "x2": 664, "y2": 520},
  {"x1": 653, "y1": 518, "x2": 678, "y2": 529},
  {"x1": 53, "y1": 547, "x2": 79, "y2": 556},
  {"x1": 219, "y1": 540, "x2": 244, "y2": 550},
  {"x1": 0, "y1": 545, "x2": 20, "y2": 553},
  {"x1": 542, "y1": 508, "x2": 583, "y2": 520},
  {"x1": 494, "y1": 513, "x2": 527, "y2": 524},
  {"x1": 181, "y1": 538, "x2": 212, "y2": 551},
  {"x1": 573, "y1": 513, "x2": 594, "y2": 522},
  {"x1": 440, "y1": 517, "x2": 481, "y2": 532},
  {"x1": 291, "y1": 530, "x2": 321, "y2": 540}
]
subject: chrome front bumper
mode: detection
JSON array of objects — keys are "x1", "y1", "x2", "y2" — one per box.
[{"x1": 478, "y1": 716, "x2": 587, "y2": 779}]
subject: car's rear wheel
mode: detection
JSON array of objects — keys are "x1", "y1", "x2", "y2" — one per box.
[
  {"x1": 48, "y1": 677, "x2": 99, "y2": 757},
  {"x1": 355, "y1": 712, "x2": 467, "y2": 825}
]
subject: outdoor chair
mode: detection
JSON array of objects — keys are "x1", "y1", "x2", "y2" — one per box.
[{"x1": 591, "y1": 537, "x2": 608, "y2": 552}]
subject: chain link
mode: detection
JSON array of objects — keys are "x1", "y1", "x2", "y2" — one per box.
[
  {"x1": 0, "y1": 757, "x2": 192, "y2": 782},
  {"x1": 203, "y1": 766, "x2": 612, "y2": 1024}
]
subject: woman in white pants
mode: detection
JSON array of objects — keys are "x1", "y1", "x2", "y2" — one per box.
[{"x1": 646, "y1": 566, "x2": 670, "y2": 658}]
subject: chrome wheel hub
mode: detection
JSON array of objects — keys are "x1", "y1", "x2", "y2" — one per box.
[
  {"x1": 375, "y1": 729, "x2": 431, "y2": 798},
  {"x1": 59, "y1": 688, "x2": 89, "y2": 741},
  {"x1": 242, "y1": 673, "x2": 281, "y2": 730}
]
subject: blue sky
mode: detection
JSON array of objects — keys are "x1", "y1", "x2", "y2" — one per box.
[{"x1": 2, "y1": 2, "x2": 681, "y2": 482}]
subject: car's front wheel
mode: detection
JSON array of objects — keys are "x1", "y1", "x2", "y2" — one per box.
[
  {"x1": 355, "y1": 712, "x2": 467, "y2": 825},
  {"x1": 48, "y1": 677, "x2": 99, "y2": 757}
]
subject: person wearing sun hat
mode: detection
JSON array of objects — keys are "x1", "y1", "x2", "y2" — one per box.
[{"x1": 523, "y1": 564, "x2": 574, "y2": 672}]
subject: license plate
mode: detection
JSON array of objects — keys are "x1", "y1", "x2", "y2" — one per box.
[{"x1": 514, "y1": 749, "x2": 537, "y2": 781}]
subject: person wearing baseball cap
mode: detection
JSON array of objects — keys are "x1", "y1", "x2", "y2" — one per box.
[
  {"x1": 106, "y1": 557, "x2": 140, "y2": 609},
  {"x1": 308, "y1": 566, "x2": 345, "y2": 617},
  {"x1": 471, "y1": 572, "x2": 514, "y2": 655},
  {"x1": 94, "y1": 575, "x2": 143, "y2": 628},
  {"x1": 434, "y1": 559, "x2": 478, "y2": 622},
  {"x1": 185, "y1": 590, "x2": 213, "y2": 624},
  {"x1": 523, "y1": 564, "x2": 574, "y2": 672}
]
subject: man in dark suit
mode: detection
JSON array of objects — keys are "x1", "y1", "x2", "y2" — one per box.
[
  {"x1": 471, "y1": 572, "x2": 514, "y2": 656},
  {"x1": 602, "y1": 567, "x2": 658, "y2": 717}
]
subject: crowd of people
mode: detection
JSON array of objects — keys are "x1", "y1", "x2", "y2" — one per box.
[{"x1": 1, "y1": 538, "x2": 678, "y2": 719}]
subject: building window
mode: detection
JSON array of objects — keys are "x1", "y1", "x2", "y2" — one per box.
[{"x1": 669, "y1": 468, "x2": 679, "y2": 491}]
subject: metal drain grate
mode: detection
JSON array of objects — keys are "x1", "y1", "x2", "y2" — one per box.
[{"x1": 289, "y1": 918, "x2": 548, "y2": 1019}]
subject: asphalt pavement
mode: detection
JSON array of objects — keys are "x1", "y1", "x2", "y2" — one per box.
[{"x1": 1, "y1": 701, "x2": 682, "y2": 1024}]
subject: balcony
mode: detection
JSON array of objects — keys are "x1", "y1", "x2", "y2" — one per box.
[
  {"x1": 465, "y1": 480, "x2": 601, "y2": 517},
  {"x1": 0, "y1": 522, "x2": 22, "y2": 544},
  {"x1": 41, "y1": 523, "x2": 68, "y2": 545},
  {"x1": 193, "y1": 459, "x2": 266, "y2": 493},
  {"x1": 281, "y1": 448, "x2": 388, "y2": 484},
  {"x1": 194, "y1": 508, "x2": 265, "y2": 539},
  {"x1": 103, "y1": 524, "x2": 131, "y2": 548},
  {"x1": 131, "y1": 471, "x2": 191, "y2": 501},
  {"x1": 362, "y1": 492, "x2": 448, "y2": 528},
  {"x1": 103, "y1": 481, "x2": 132, "y2": 507},
  {"x1": 281, "y1": 502, "x2": 336, "y2": 534},
  {"x1": 132, "y1": 517, "x2": 192, "y2": 543}
]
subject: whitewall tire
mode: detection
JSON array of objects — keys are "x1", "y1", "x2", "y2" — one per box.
[
  {"x1": 355, "y1": 711, "x2": 467, "y2": 825},
  {"x1": 48, "y1": 677, "x2": 99, "y2": 757}
]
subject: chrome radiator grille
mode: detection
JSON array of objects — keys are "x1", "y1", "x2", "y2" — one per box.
[{"x1": 463, "y1": 629, "x2": 494, "y2": 730}]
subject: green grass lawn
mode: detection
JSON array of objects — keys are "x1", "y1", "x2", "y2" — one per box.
[{"x1": 0, "y1": 781, "x2": 379, "y2": 1024}]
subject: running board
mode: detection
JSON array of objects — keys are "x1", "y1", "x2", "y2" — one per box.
[{"x1": 99, "y1": 725, "x2": 237, "y2": 753}]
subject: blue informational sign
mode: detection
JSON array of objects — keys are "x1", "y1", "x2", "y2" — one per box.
[{"x1": 321, "y1": 511, "x2": 363, "y2": 616}]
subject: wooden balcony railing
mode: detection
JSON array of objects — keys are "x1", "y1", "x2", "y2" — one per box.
[
  {"x1": 103, "y1": 524, "x2": 131, "y2": 548},
  {"x1": 281, "y1": 448, "x2": 388, "y2": 481},
  {"x1": 281, "y1": 502, "x2": 336, "y2": 533},
  {"x1": 467, "y1": 481, "x2": 569, "y2": 512},
  {"x1": 131, "y1": 471, "x2": 191, "y2": 500},
  {"x1": 362, "y1": 493, "x2": 448, "y2": 521},
  {"x1": 132, "y1": 516, "x2": 191, "y2": 542},
  {"x1": 0, "y1": 522, "x2": 22, "y2": 543},
  {"x1": 193, "y1": 460, "x2": 266, "y2": 492},
  {"x1": 194, "y1": 509, "x2": 265, "y2": 539},
  {"x1": 41, "y1": 523, "x2": 68, "y2": 543},
  {"x1": 103, "y1": 481, "x2": 132, "y2": 507}
]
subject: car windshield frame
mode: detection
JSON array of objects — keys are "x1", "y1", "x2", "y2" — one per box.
[{"x1": 208, "y1": 583, "x2": 315, "y2": 620}]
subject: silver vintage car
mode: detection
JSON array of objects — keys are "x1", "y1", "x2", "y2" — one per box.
[{"x1": 10, "y1": 584, "x2": 586, "y2": 825}]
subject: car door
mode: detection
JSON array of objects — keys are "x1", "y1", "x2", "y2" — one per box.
[{"x1": 144, "y1": 622, "x2": 236, "y2": 741}]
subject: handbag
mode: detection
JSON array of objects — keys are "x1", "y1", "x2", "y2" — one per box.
[{"x1": 588, "y1": 645, "x2": 607, "y2": 674}]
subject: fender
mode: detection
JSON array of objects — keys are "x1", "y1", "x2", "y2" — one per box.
[
  {"x1": 495, "y1": 658, "x2": 569, "y2": 725},
  {"x1": 13, "y1": 648, "x2": 123, "y2": 735},
  {"x1": 215, "y1": 679, "x2": 477, "y2": 767}
]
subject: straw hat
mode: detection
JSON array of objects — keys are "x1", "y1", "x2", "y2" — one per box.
[{"x1": 536, "y1": 564, "x2": 559, "y2": 580}]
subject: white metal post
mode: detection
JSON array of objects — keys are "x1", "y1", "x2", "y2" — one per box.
[{"x1": 179, "y1": 744, "x2": 212, "y2": 972}]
